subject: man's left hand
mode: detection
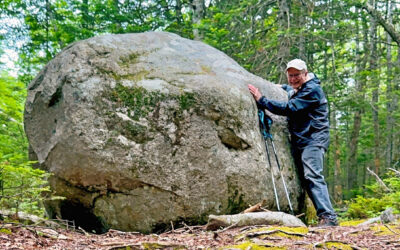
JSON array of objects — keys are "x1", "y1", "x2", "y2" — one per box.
[{"x1": 248, "y1": 84, "x2": 262, "y2": 101}]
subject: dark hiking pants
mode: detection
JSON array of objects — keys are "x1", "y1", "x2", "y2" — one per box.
[{"x1": 293, "y1": 146, "x2": 337, "y2": 219}]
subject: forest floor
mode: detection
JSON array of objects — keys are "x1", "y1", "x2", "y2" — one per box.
[{"x1": 1, "y1": 220, "x2": 400, "y2": 249}]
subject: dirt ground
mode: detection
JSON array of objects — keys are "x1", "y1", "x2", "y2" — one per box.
[{"x1": 1, "y1": 220, "x2": 400, "y2": 249}]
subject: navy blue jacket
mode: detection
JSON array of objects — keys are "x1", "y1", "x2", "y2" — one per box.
[{"x1": 257, "y1": 74, "x2": 330, "y2": 150}]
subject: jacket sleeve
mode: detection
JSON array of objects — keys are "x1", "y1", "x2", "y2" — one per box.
[
  {"x1": 257, "y1": 85, "x2": 323, "y2": 116},
  {"x1": 257, "y1": 97, "x2": 289, "y2": 115},
  {"x1": 281, "y1": 84, "x2": 293, "y2": 92},
  {"x1": 281, "y1": 84, "x2": 295, "y2": 98}
]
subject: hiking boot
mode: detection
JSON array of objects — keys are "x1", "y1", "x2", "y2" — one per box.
[{"x1": 317, "y1": 216, "x2": 338, "y2": 227}]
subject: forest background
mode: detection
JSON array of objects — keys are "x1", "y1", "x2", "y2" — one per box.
[{"x1": 0, "y1": 0, "x2": 399, "y2": 221}]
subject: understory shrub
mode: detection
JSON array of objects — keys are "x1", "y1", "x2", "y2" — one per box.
[
  {"x1": 343, "y1": 173, "x2": 400, "y2": 219},
  {"x1": 0, "y1": 158, "x2": 51, "y2": 216}
]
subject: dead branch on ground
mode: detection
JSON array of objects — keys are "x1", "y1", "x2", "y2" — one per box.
[{"x1": 366, "y1": 168, "x2": 391, "y2": 192}]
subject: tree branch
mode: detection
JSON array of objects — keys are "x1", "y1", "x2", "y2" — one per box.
[
  {"x1": 362, "y1": 3, "x2": 400, "y2": 46},
  {"x1": 388, "y1": 168, "x2": 400, "y2": 176},
  {"x1": 366, "y1": 168, "x2": 391, "y2": 192}
]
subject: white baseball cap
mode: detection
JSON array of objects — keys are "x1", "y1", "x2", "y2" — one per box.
[{"x1": 286, "y1": 59, "x2": 307, "y2": 71}]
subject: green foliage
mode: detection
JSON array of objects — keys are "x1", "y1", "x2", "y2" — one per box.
[
  {"x1": 0, "y1": 72, "x2": 53, "y2": 217},
  {"x1": 0, "y1": 161, "x2": 51, "y2": 216},
  {"x1": 198, "y1": 1, "x2": 281, "y2": 79},
  {"x1": 345, "y1": 195, "x2": 391, "y2": 219},
  {"x1": 343, "y1": 174, "x2": 400, "y2": 219},
  {"x1": 0, "y1": 72, "x2": 27, "y2": 163},
  {"x1": 1, "y1": 0, "x2": 195, "y2": 85}
]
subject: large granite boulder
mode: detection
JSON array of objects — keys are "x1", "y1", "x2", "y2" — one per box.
[{"x1": 24, "y1": 32, "x2": 302, "y2": 233}]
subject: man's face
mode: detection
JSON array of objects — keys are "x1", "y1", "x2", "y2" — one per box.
[{"x1": 287, "y1": 68, "x2": 307, "y2": 90}]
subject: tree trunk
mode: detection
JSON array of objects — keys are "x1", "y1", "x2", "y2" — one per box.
[
  {"x1": 82, "y1": 0, "x2": 89, "y2": 29},
  {"x1": 276, "y1": 0, "x2": 291, "y2": 84},
  {"x1": 45, "y1": 0, "x2": 50, "y2": 58},
  {"x1": 347, "y1": 10, "x2": 368, "y2": 194},
  {"x1": 113, "y1": 0, "x2": 121, "y2": 31},
  {"x1": 326, "y1": 37, "x2": 342, "y2": 202},
  {"x1": 393, "y1": 47, "x2": 400, "y2": 168},
  {"x1": 296, "y1": 3, "x2": 308, "y2": 60},
  {"x1": 176, "y1": 0, "x2": 182, "y2": 24},
  {"x1": 190, "y1": 0, "x2": 205, "y2": 41},
  {"x1": 332, "y1": 84, "x2": 341, "y2": 202},
  {"x1": 368, "y1": 0, "x2": 380, "y2": 175},
  {"x1": 385, "y1": 0, "x2": 394, "y2": 171},
  {"x1": 333, "y1": 129, "x2": 342, "y2": 202}
]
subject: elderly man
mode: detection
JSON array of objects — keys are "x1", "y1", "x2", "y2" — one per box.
[{"x1": 248, "y1": 59, "x2": 338, "y2": 227}]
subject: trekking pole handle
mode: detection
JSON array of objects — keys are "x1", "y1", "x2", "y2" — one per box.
[{"x1": 258, "y1": 109, "x2": 273, "y2": 139}]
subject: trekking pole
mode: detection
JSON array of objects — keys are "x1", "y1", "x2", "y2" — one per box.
[
  {"x1": 258, "y1": 108, "x2": 294, "y2": 214},
  {"x1": 258, "y1": 109, "x2": 280, "y2": 211},
  {"x1": 268, "y1": 134, "x2": 294, "y2": 215}
]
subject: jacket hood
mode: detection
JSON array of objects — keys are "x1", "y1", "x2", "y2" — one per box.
[{"x1": 307, "y1": 73, "x2": 320, "y2": 85}]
